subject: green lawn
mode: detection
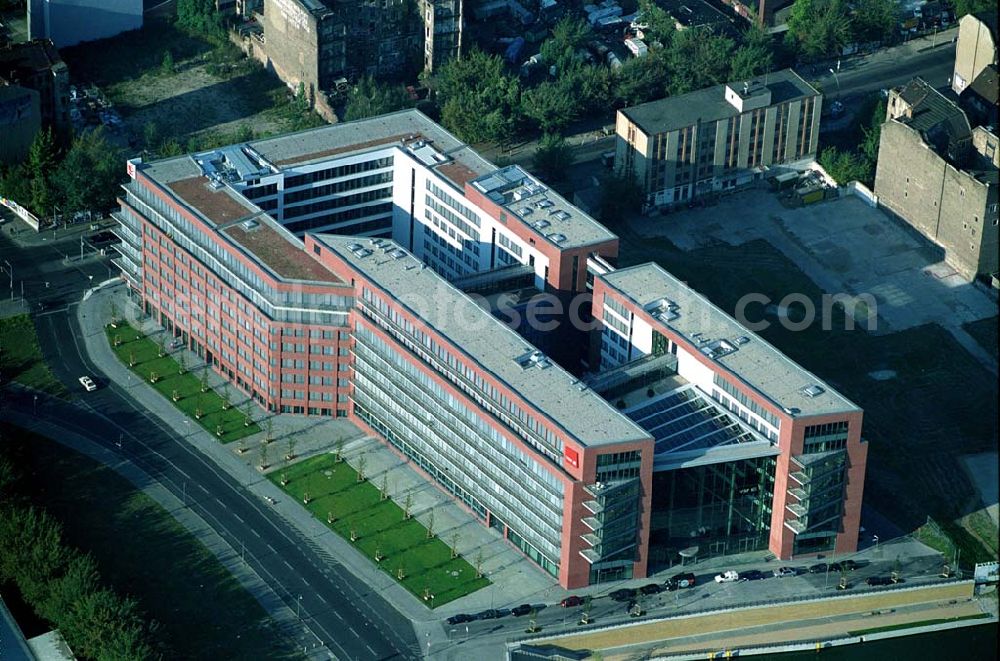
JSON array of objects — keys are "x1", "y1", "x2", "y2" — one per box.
[
  {"x1": 270, "y1": 453, "x2": 490, "y2": 607},
  {"x1": 1, "y1": 426, "x2": 301, "y2": 660},
  {"x1": 615, "y1": 233, "x2": 999, "y2": 565},
  {"x1": 106, "y1": 323, "x2": 260, "y2": 443},
  {"x1": 848, "y1": 613, "x2": 991, "y2": 636},
  {"x1": 0, "y1": 314, "x2": 67, "y2": 397}
]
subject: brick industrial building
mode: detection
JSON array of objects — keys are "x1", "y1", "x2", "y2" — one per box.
[
  {"x1": 113, "y1": 110, "x2": 867, "y2": 587},
  {"x1": 246, "y1": 0, "x2": 461, "y2": 104},
  {"x1": 874, "y1": 79, "x2": 999, "y2": 283},
  {"x1": 614, "y1": 69, "x2": 821, "y2": 211},
  {"x1": 0, "y1": 39, "x2": 70, "y2": 149}
]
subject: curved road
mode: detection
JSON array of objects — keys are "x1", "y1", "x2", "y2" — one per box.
[{"x1": 1, "y1": 230, "x2": 419, "y2": 660}]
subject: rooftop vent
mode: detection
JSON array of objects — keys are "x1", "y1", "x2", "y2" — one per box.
[
  {"x1": 548, "y1": 233, "x2": 567, "y2": 244},
  {"x1": 801, "y1": 385, "x2": 825, "y2": 398},
  {"x1": 241, "y1": 219, "x2": 259, "y2": 230},
  {"x1": 350, "y1": 246, "x2": 372, "y2": 258},
  {"x1": 515, "y1": 349, "x2": 552, "y2": 369},
  {"x1": 536, "y1": 199, "x2": 554, "y2": 209},
  {"x1": 644, "y1": 298, "x2": 679, "y2": 322},
  {"x1": 533, "y1": 219, "x2": 551, "y2": 230},
  {"x1": 391, "y1": 249, "x2": 407, "y2": 260},
  {"x1": 513, "y1": 188, "x2": 529, "y2": 201},
  {"x1": 735, "y1": 336, "x2": 751, "y2": 345},
  {"x1": 552, "y1": 210, "x2": 571, "y2": 221},
  {"x1": 702, "y1": 339, "x2": 737, "y2": 360},
  {"x1": 524, "y1": 182, "x2": 545, "y2": 195},
  {"x1": 370, "y1": 238, "x2": 386, "y2": 248},
  {"x1": 519, "y1": 206, "x2": 534, "y2": 216}
]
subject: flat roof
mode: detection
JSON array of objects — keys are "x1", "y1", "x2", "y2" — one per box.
[
  {"x1": 167, "y1": 176, "x2": 257, "y2": 227},
  {"x1": 221, "y1": 214, "x2": 340, "y2": 283},
  {"x1": 318, "y1": 234, "x2": 651, "y2": 447},
  {"x1": 248, "y1": 110, "x2": 496, "y2": 190},
  {"x1": 621, "y1": 69, "x2": 818, "y2": 136},
  {"x1": 470, "y1": 165, "x2": 618, "y2": 249},
  {"x1": 600, "y1": 262, "x2": 859, "y2": 418}
]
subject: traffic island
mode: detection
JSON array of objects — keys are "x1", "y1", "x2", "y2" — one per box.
[{"x1": 269, "y1": 452, "x2": 490, "y2": 607}]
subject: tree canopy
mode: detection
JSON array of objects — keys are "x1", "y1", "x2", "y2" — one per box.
[
  {"x1": 435, "y1": 49, "x2": 522, "y2": 145},
  {"x1": 667, "y1": 30, "x2": 735, "y2": 95},
  {"x1": 786, "y1": 0, "x2": 853, "y2": 61},
  {"x1": 343, "y1": 77, "x2": 412, "y2": 122}
]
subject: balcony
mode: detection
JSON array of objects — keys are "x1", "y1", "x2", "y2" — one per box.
[
  {"x1": 789, "y1": 470, "x2": 810, "y2": 486},
  {"x1": 580, "y1": 548, "x2": 601, "y2": 564},
  {"x1": 786, "y1": 502, "x2": 807, "y2": 517},
  {"x1": 582, "y1": 515, "x2": 602, "y2": 531},
  {"x1": 784, "y1": 519, "x2": 807, "y2": 534},
  {"x1": 787, "y1": 487, "x2": 807, "y2": 501},
  {"x1": 581, "y1": 532, "x2": 600, "y2": 548},
  {"x1": 582, "y1": 499, "x2": 603, "y2": 515}
]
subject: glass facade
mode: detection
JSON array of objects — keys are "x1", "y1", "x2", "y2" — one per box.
[
  {"x1": 788, "y1": 448, "x2": 848, "y2": 555},
  {"x1": 351, "y1": 323, "x2": 565, "y2": 577},
  {"x1": 648, "y1": 455, "x2": 776, "y2": 566}
]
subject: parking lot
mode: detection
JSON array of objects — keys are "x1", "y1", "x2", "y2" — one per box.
[{"x1": 630, "y1": 190, "x2": 997, "y2": 340}]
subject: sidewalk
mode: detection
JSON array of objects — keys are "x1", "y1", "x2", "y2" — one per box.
[
  {"x1": 2, "y1": 402, "x2": 322, "y2": 659},
  {"x1": 2, "y1": 208, "x2": 114, "y2": 249}
]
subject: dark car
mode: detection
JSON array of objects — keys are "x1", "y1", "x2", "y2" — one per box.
[
  {"x1": 808, "y1": 563, "x2": 829, "y2": 574},
  {"x1": 560, "y1": 595, "x2": 584, "y2": 607},
  {"x1": 609, "y1": 588, "x2": 635, "y2": 602},
  {"x1": 511, "y1": 604, "x2": 533, "y2": 617},
  {"x1": 843, "y1": 560, "x2": 858, "y2": 571},
  {"x1": 475, "y1": 609, "x2": 502, "y2": 620},
  {"x1": 446, "y1": 613, "x2": 472, "y2": 625},
  {"x1": 743, "y1": 569, "x2": 767, "y2": 581},
  {"x1": 666, "y1": 572, "x2": 697, "y2": 590},
  {"x1": 866, "y1": 576, "x2": 892, "y2": 586},
  {"x1": 640, "y1": 583, "x2": 664, "y2": 595}
]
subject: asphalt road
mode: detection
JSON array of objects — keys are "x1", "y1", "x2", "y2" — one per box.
[
  {"x1": 812, "y1": 40, "x2": 957, "y2": 101},
  {"x1": 0, "y1": 229, "x2": 420, "y2": 660}
]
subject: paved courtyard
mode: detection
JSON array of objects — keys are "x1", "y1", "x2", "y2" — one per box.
[{"x1": 630, "y1": 190, "x2": 998, "y2": 372}]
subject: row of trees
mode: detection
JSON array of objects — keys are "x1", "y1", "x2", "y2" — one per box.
[
  {"x1": 428, "y1": 16, "x2": 776, "y2": 145},
  {"x1": 0, "y1": 457, "x2": 158, "y2": 660},
  {"x1": 0, "y1": 128, "x2": 124, "y2": 219},
  {"x1": 785, "y1": 0, "x2": 902, "y2": 61}
]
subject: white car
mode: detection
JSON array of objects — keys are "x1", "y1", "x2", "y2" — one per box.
[
  {"x1": 714, "y1": 570, "x2": 741, "y2": 583},
  {"x1": 78, "y1": 376, "x2": 98, "y2": 392}
]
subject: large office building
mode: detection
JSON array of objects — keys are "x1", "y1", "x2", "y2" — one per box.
[
  {"x1": 113, "y1": 110, "x2": 866, "y2": 588},
  {"x1": 614, "y1": 69, "x2": 821, "y2": 211},
  {"x1": 27, "y1": 0, "x2": 142, "y2": 48}
]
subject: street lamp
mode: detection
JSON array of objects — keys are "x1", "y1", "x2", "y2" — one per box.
[
  {"x1": 873, "y1": 534, "x2": 880, "y2": 554},
  {"x1": 829, "y1": 68, "x2": 841, "y2": 100},
  {"x1": 296, "y1": 595, "x2": 303, "y2": 619}
]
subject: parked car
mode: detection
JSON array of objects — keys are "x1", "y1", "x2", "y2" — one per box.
[
  {"x1": 843, "y1": 560, "x2": 858, "y2": 571},
  {"x1": 446, "y1": 613, "x2": 473, "y2": 625},
  {"x1": 808, "y1": 563, "x2": 828, "y2": 574},
  {"x1": 666, "y1": 572, "x2": 696, "y2": 590},
  {"x1": 866, "y1": 576, "x2": 892, "y2": 586},
  {"x1": 78, "y1": 375, "x2": 98, "y2": 392},
  {"x1": 639, "y1": 583, "x2": 663, "y2": 595},
  {"x1": 714, "y1": 570, "x2": 741, "y2": 583},
  {"x1": 475, "y1": 608, "x2": 502, "y2": 620},
  {"x1": 560, "y1": 595, "x2": 584, "y2": 607},
  {"x1": 511, "y1": 604, "x2": 533, "y2": 617},
  {"x1": 609, "y1": 588, "x2": 635, "y2": 602},
  {"x1": 773, "y1": 567, "x2": 797, "y2": 578},
  {"x1": 743, "y1": 569, "x2": 767, "y2": 581}
]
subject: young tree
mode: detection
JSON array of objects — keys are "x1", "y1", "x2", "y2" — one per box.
[
  {"x1": 380, "y1": 474, "x2": 389, "y2": 500},
  {"x1": 425, "y1": 510, "x2": 435, "y2": 539},
  {"x1": 404, "y1": 492, "x2": 413, "y2": 519},
  {"x1": 221, "y1": 384, "x2": 231, "y2": 410},
  {"x1": 161, "y1": 50, "x2": 175, "y2": 75},
  {"x1": 334, "y1": 437, "x2": 344, "y2": 462},
  {"x1": 259, "y1": 442, "x2": 269, "y2": 470},
  {"x1": 285, "y1": 434, "x2": 297, "y2": 461},
  {"x1": 176, "y1": 0, "x2": 224, "y2": 39},
  {"x1": 356, "y1": 454, "x2": 367, "y2": 482}
]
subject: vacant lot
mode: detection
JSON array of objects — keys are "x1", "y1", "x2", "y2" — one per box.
[
  {"x1": 1, "y1": 426, "x2": 299, "y2": 660},
  {"x1": 106, "y1": 322, "x2": 261, "y2": 443},
  {"x1": 60, "y1": 19, "x2": 325, "y2": 150},
  {"x1": 612, "y1": 210, "x2": 998, "y2": 564},
  {"x1": 0, "y1": 314, "x2": 67, "y2": 397},
  {"x1": 271, "y1": 453, "x2": 490, "y2": 606}
]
